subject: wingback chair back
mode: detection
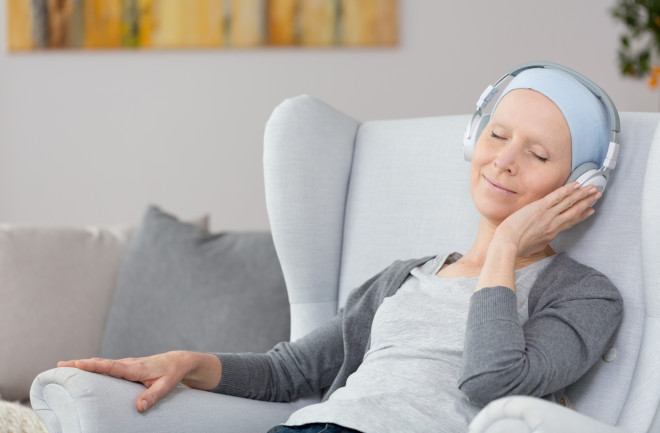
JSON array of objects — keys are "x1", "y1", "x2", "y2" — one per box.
[{"x1": 263, "y1": 95, "x2": 660, "y2": 431}]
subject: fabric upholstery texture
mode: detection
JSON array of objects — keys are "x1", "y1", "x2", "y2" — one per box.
[
  {"x1": 469, "y1": 396, "x2": 627, "y2": 433},
  {"x1": 0, "y1": 214, "x2": 208, "y2": 403},
  {"x1": 100, "y1": 205, "x2": 290, "y2": 359},
  {"x1": 616, "y1": 114, "x2": 660, "y2": 430},
  {"x1": 549, "y1": 112, "x2": 655, "y2": 426},
  {"x1": 0, "y1": 224, "x2": 134, "y2": 402},
  {"x1": 30, "y1": 367, "x2": 308, "y2": 433},
  {"x1": 263, "y1": 95, "x2": 360, "y2": 341}
]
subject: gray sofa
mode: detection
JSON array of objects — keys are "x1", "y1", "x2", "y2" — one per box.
[
  {"x1": 0, "y1": 212, "x2": 290, "y2": 405},
  {"x1": 26, "y1": 96, "x2": 660, "y2": 432}
]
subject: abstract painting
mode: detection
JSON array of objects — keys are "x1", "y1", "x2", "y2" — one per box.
[{"x1": 7, "y1": 0, "x2": 398, "y2": 50}]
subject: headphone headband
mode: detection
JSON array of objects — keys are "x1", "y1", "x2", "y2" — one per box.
[
  {"x1": 506, "y1": 61, "x2": 620, "y2": 137},
  {"x1": 462, "y1": 61, "x2": 621, "y2": 192}
]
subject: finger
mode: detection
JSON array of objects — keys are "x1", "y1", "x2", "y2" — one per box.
[
  {"x1": 557, "y1": 187, "x2": 601, "y2": 218},
  {"x1": 554, "y1": 190, "x2": 600, "y2": 232},
  {"x1": 555, "y1": 205, "x2": 596, "y2": 234},
  {"x1": 136, "y1": 378, "x2": 177, "y2": 413},
  {"x1": 57, "y1": 360, "x2": 77, "y2": 367},
  {"x1": 70, "y1": 359, "x2": 101, "y2": 373},
  {"x1": 547, "y1": 182, "x2": 581, "y2": 207},
  {"x1": 550, "y1": 184, "x2": 599, "y2": 215},
  {"x1": 543, "y1": 182, "x2": 586, "y2": 216},
  {"x1": 74, "y1": 358, "x2": 135, "y2": 380}
]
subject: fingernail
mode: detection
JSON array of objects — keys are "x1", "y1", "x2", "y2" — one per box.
[
  {"x1": 588, "y1": 208, "x2": 595, "y2": 216},
  {"x1": 573, "y1": 182, "x2": 580, "y2": 189},
  {"x1": 595, "y1": 192, "x2": 603, "y2": 201},
  {"x1": 142, "y1": 400, "x2": 149, "y2": 411}
]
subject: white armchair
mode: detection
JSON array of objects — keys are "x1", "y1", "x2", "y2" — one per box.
[{"x1": 31, "y1": 96, "x2": 660, "y2": 432}]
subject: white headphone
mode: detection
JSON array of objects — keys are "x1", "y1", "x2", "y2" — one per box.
[{"x1": 462, "y1": 61, "x2": 621, "y2": 192}]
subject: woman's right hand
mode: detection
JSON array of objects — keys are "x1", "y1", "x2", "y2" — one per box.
[{"x1": 57, "y1": 351, "x2": 222, "y2": 413}]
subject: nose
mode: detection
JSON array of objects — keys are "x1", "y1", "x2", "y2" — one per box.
[{"x1": 493, "y1": 141, "x2": 519, "y2": 175}]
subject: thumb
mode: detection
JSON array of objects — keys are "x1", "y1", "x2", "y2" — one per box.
[{"x1": 136, "y1": 378, "x2": 176, "y2": 413}]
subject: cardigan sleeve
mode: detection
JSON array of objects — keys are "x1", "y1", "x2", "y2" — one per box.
[
  {"x1": 209, "y1": 310, "x2": 345, "y2": 402},
  {"x1": 458, "y1": 271, "x2": 623, "y2": 406},
  {"x1": 208, "y1": 258, "x2": 427, "y2": 403}
]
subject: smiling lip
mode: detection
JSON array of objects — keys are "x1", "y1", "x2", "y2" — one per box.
[{"x1": 483, "y1": 175, "x2": 516, "y2": 195}]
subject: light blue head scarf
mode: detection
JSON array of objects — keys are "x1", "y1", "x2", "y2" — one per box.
[{"x1": 491, "y1": 68, "x2": 610, "y2": 171}]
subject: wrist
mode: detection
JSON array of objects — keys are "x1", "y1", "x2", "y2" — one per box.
[
  {"x1": 180, "y1": 352, "x2": 222, "y2": 390},
  {"x1": 171, "y1": 350, "x2": 197, "y2": 376},
  {"x1": 489, "y1": 233, "x2": 519, "y2": 258},
  {"x1": 476, "y1": 235, "x2": 518, "y2": 292}
]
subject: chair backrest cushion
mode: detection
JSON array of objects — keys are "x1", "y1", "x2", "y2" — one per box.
[
  {"x1": 615, "y1": 114, "x2": 660, "y2": 431},
  {"x1": 339, "y1": 111, "x2": 658, "y2": 426}
]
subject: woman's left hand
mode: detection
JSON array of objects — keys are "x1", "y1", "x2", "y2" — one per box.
[{"x1": 496, "y1": 181, "x2": 602, "y2": 258}]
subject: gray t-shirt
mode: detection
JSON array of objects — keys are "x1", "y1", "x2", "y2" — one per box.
[{"x1": 284, "y1": 252, "x2": 553, "y2": 432}]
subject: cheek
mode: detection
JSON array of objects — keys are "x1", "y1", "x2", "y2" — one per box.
[
  {"x1": 470, "y1": 141, "x2": 490, "y2": 178},
  {"x1": 524, "y1": 173, "x2": 566, "y2": 201},
  {"x1": 469, "y1": 157, "x2": 484, "y2": 196}
]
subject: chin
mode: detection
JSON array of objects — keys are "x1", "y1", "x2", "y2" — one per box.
[{"x1": 473, "y1": 197, "x2": 519, "y2": 224}]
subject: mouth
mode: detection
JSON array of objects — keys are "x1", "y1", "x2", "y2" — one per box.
[{"x1": 482, "y1": 175, "x2": 516, "y2": 195}]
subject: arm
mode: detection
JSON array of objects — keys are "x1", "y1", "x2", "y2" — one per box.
[
  {"x1": 211, "y1": 258, "x2": 423, "y2": 402},
  {"x1": 476, "y1": 182, "x2": 600, "y2": 292},
  {"x1": 32, "y1": 366, "x2": 310, "y2": 433},
  {"x1": 59, "y1": 303, "x2": 346, "y2": 409},
  {"x1": 57, "y1": 294, "x2": 346, "y2": 409},
  {"x1": 459, "y1": 274, "x2": 623, "y2": 405},
  {"x1": 59, "y1": 259, "x2": 417, "y2": 409},
  {"x1": 459, "y1": 183, "x2": 622, "y2": 405},
  {"x1": 210, "y1": 311, "x2": 345, "y2": 402},
  {"x1": 58, "y1": 351, "x2": 222, "y2": 412}
]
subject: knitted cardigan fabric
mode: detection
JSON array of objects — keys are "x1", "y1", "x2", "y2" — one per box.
[{"x1": 212, "y1": 252, "x2": 623, "y2": 407}]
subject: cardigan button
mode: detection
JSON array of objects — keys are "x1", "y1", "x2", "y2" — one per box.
[{"x1": 602, "y1": 347, "x2": 617, "y2": 362}]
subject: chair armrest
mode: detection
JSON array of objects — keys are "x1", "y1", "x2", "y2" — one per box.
[
  {"x1": 31, "y1": 368, "x2": 311, "y2": 433},
  {"x1": 469, "y1": 396, "x2": 633, "y2": 433}
]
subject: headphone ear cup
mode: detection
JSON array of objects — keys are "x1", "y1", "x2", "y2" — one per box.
[
  {"x1": 567, "y1": 162, "x2": 607, "y2": 192},
  {"x1": 463, "y1": 114, "x2": 491, "y2": 162},
  {"x1": 566, "y1": 162, "x2": 598, "y2": 184}
]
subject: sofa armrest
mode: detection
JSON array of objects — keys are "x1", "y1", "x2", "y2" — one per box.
[
  {"x1": 31, "y1": 368, "x2": 311, "y2": 433},
  {"x1": 469, "y1": 396, "x2": 633, "y2": 433},
  {"x1": 0, "y1": 225, "x2": 134, "y2": 402}
]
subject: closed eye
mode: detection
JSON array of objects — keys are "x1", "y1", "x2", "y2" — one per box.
[
  {"x1": 490, "y1": 132, "x2": 504, "y2": 140},
  {"x1": 532, "y1": 153, "x2": 548, "y2": 162}
]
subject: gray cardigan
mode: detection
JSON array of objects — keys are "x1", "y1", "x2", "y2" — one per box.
[{"x1": 212, "y1": 252, "x2": 623, "y2": 407}]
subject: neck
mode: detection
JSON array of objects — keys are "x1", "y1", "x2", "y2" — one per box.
[{"x1": 461, "y1": 215, "x2": 555, "y2": 269}]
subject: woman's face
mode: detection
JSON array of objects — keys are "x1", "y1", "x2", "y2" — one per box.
[{"x1": 470, "y1": 88, "x2": 572, "y2": 224}]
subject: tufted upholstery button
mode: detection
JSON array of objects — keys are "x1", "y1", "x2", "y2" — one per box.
[{"x1": 602, "y1": 347, "x2": 617, "y2": 362}]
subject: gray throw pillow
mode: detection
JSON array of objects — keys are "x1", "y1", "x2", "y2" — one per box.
[{"x1": 100, "y1": 205, "x2": 290, "y2": 359}]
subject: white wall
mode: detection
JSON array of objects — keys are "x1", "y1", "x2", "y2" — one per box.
[{"x1": 0, "y1": 0, "x2": 656, "y2": 230}]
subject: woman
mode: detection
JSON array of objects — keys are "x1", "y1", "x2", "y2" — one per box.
[{"x1": 59, "y1": 64, "x2": 623, "y2": 433}]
